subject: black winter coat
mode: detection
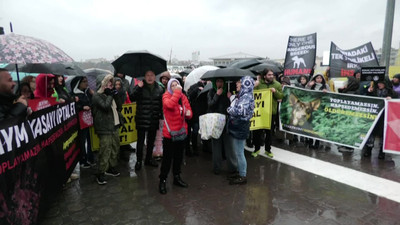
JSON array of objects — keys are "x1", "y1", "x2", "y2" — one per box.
[
  {"x1": 207, "y1": 88, "x2": 230, "y2": 115},
  {"x1": 72, "y1": 89, "x2": 93, "y2": 112},
  {"x1": 129, "y1": 82, "x2": 163, "y2": 130},
  {"x1": 0, "y1": 93, "x2": 27, "y2": 121},
  {"x1": 187, "y1": 81, "x2": 206, "y2": 122}
]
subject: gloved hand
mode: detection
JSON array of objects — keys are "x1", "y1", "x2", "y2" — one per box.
[
  {"x1": 104, "y1": 88, "x2": 112, "y2": 95},
  {"x1": 112, "y1": 89, "x2": 118, "y2": 95}
]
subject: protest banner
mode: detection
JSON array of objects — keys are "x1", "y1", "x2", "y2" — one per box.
[
  {"x1": 78, "y1": 110, "x2": 93, "y2": 129},
  {"x1": 279, "y1": 86, "x2": 385, "y2": 149},
  {"x1": 250, "y1": 90, "x2": 272, "y2": 130},
  {"x1": 0, "y1": 102, "x2": 79, "y2": 225},
  {"x1": 90, "y1": 103, "x2": 138, "y2": 150},
  {"x1": 383, "y1": 99, "x2": 400, "y2": 154},
  {"x1": 283, "y1": 33, "x2": 316, "y2": 76},
  {"x1": 28, "y1": 97, "x2": 58, "y2": 111},
  {"x1": 329, "y1": 42, "x2": 379, "y2": 78},
  {"x1": 361, "y1": 67, "x2": 386, "y2": 82}
]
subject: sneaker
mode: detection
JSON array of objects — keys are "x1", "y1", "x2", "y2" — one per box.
[
  {"x1": 88, "y1": 161, "x2": 96, "y2": 167},
  {"x1": 80, "y1": 163, "x2": 91, "y2": 169},
  {"x1": 229, "y1": 176, "x2": 247, "y2": 185},
  {"x1": 105, "y1": 168, "x2": 120, "y2": 177},
  {"x1": 251, "y1": 150, "x2": 260, "y2": 157},
  {"x1": 70, "y1": 173, "x2": 79, "y2": 180},
  {"x1": 265, "y1": 151, "x2": 274, "y2": 158},
  {"x1": 338, "y1": 147, "x2": 354, "y2": 153},
  {"x1": 96, "y1": 174, "x2": 107, "y2": 185}
]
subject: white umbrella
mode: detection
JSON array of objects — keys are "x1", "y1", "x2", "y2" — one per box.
[{"x1": 184, "y1": 65, "x2": 218, "y2": 92}]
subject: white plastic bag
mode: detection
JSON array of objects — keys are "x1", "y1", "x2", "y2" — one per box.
[{"x1": 199, "y1": 113, "x2": 226, "y2": 140}]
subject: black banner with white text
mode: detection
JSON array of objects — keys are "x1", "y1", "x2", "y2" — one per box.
[
  {"x1": 0, "y1": 102, "x2": 80, "y2": 225},
  {"x1": 284, "y1": 33, "x2": 317, "y2": 76},
  {"x1": 329, "y1": 42, "x2": 379, "y2": 78}
]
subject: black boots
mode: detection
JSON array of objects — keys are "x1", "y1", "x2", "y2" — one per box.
[
  {"x1": 363, "y1": 147, "x2": 372, "y2": 157},
  {"x1": 135, "y1": 161, "x2": 142, "y2": 171},
  {"x1": 159, "y1": 175, "x2": 188, "y2": 194},
  {"x1": 159, "y1": 179, "x2": 167, "y2": 194},
  {"x1": 173, "y1": 175, "x2": 188, "y2": 188},
  {"x1": 144, "y1": 159, "x2": 158, "y2": 167},
  {"x1": 229, "y1": 176, "x2": 247, "y2": 185}
]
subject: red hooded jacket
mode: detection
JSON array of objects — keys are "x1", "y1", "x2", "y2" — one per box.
[
  {"x1": 34, "y1": 74, "x2": 55, "y2": 98},
  {"x1": 162, "y1": 90, "x2": 192, "y2": 139}
]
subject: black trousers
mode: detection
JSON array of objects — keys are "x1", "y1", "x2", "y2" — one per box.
[
  {"x1": 136, "y1": 128, "x2": 157, "y2": 163},
  {"x1": 253, "y1": 115, "x2": 276, "y2": 152},
  {"x1": 159, "y1": 138, "x2": 184, "y2": 180}
]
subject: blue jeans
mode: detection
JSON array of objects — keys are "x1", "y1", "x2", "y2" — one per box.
[
  {"x1": 211, "y1": 131, "x2": 237, "y2": 173},
  {"x1": 229, "y1": 135, "x2": 246, "y2": 177}
]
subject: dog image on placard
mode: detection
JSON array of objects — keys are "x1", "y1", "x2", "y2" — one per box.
[
  {"x1": 289, "y1": 94, "x2": 321, "y2": 127},
  {"x1": 292, "y1": 56, "x2": 306, "y2": 69}
]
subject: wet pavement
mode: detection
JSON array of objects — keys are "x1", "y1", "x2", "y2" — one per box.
[{"x1": 39, "y1": 139, "x2": 400, "y2": 225}]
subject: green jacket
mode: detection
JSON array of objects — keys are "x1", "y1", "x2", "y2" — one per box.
[
  {"x1": 92, "y1": 93, "x2": 124, "y2": 135},
  {"x1": 254, "y1": 79, "x2": 283, "y2": 115}
]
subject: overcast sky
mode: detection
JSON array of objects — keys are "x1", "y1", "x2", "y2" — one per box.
[{"x1": 1, "y1": 0, "x2": 399, "y2": 62}]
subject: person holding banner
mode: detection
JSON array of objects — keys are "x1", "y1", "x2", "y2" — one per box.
[
  {"x1": 0, "y1": 68, "x2": 28, "y2": 120},
  {"x1": 392, "y1": 74, "x2": 400, "y2": 96},
  {"x1": 71, "y1": 76, "x2": 95, "y2": 168},
  {"x1": 207, "y1": 78, "x2": 237, "y2": 175},
  {"x1": 159, "y1": 78, "x2": 192, "y2": 194},
  {"x1": 34, "y1": 73, "x2": 55, "y2": 99},
  {"x1": 296, "y1": 75, "x2": 309, "y2": 89},
  {"x1": 306, "y1": 74, "x2": 330, "y2": 149},
  {"x1": 226, "y1": 76, "x2": 255, "y2": 185},
  {"x1": 92, "y1": 74, "x2": 124, "y2": 185},
  {"x1": 365, "y1": 80, "x2": 398, "y2": 159},
  {"x1": 252, "y1": 68, "x2": 283, "y2": 158}
]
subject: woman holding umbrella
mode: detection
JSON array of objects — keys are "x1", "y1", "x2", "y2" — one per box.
[{"x1": 159, "y1": 78, "x2": 192, "y2": 194}]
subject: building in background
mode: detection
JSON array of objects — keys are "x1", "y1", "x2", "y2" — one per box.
[
  {"x1": 210, "y1": 52, "x2": 262, "y2": 67},
  {"x1": 375, "y1": 47, "x2": 399, "y2": 66},
  {"x1": 192, "y1": 51, "x2": 200, "y2": 65}
]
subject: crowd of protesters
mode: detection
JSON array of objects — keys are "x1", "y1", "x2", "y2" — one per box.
[{"x1": 0, "y1": 65, "x2": 399, "y2": 194}]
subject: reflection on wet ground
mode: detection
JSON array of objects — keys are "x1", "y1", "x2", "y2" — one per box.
[{"x1": 39, "y1": 139, "x2": 400, "y2": 225}]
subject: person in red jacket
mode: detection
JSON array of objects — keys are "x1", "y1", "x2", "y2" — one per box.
[{"x1": 159, "y1": 78, "x2": 192, "y2": 194}]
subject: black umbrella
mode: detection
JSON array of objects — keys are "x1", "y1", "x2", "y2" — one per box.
[
  {"x1": 112, "y1": 50, "x2": 167, "y2": 78},
  {"x1": 179, "y1": 69, "x2": 193, "y2": 76},
  {"x1": 17, "y1": 63, "x2": 86, "y2": 76},
  {"x1": 201, "y1": 68, "x2": 255, "y2": 81},
  {"x1": 84, "y1": 68, "x2": 112, "y2": 77},
  {"x1": 249, "y1": 60, "x2": 283, "y2": 74},
  {"x1": 228, "y1": 58, "x2": 263, "y2": 69},
  {"x1": 84, "y1": 68, "x2": 113, "y2": 91},
  {"x1": 198, "y1": 82, "x2": 213, "y2": 98}
]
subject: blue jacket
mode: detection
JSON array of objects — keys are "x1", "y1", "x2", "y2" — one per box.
[{"x1": 227, "y1": 76, "x2": 255, "y2": 139}]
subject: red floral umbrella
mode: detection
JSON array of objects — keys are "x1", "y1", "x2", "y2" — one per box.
[{"x1": 0, "y1": 33, "x2": 73, "y2": 64}]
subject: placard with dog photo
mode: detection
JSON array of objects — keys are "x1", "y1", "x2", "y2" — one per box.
[
  {"x1": 279, "y1": 86, "x2": 385, "y2": 149},
  {"x1": 283, "y1": 33, "x2": 316, "y2": 76}
]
